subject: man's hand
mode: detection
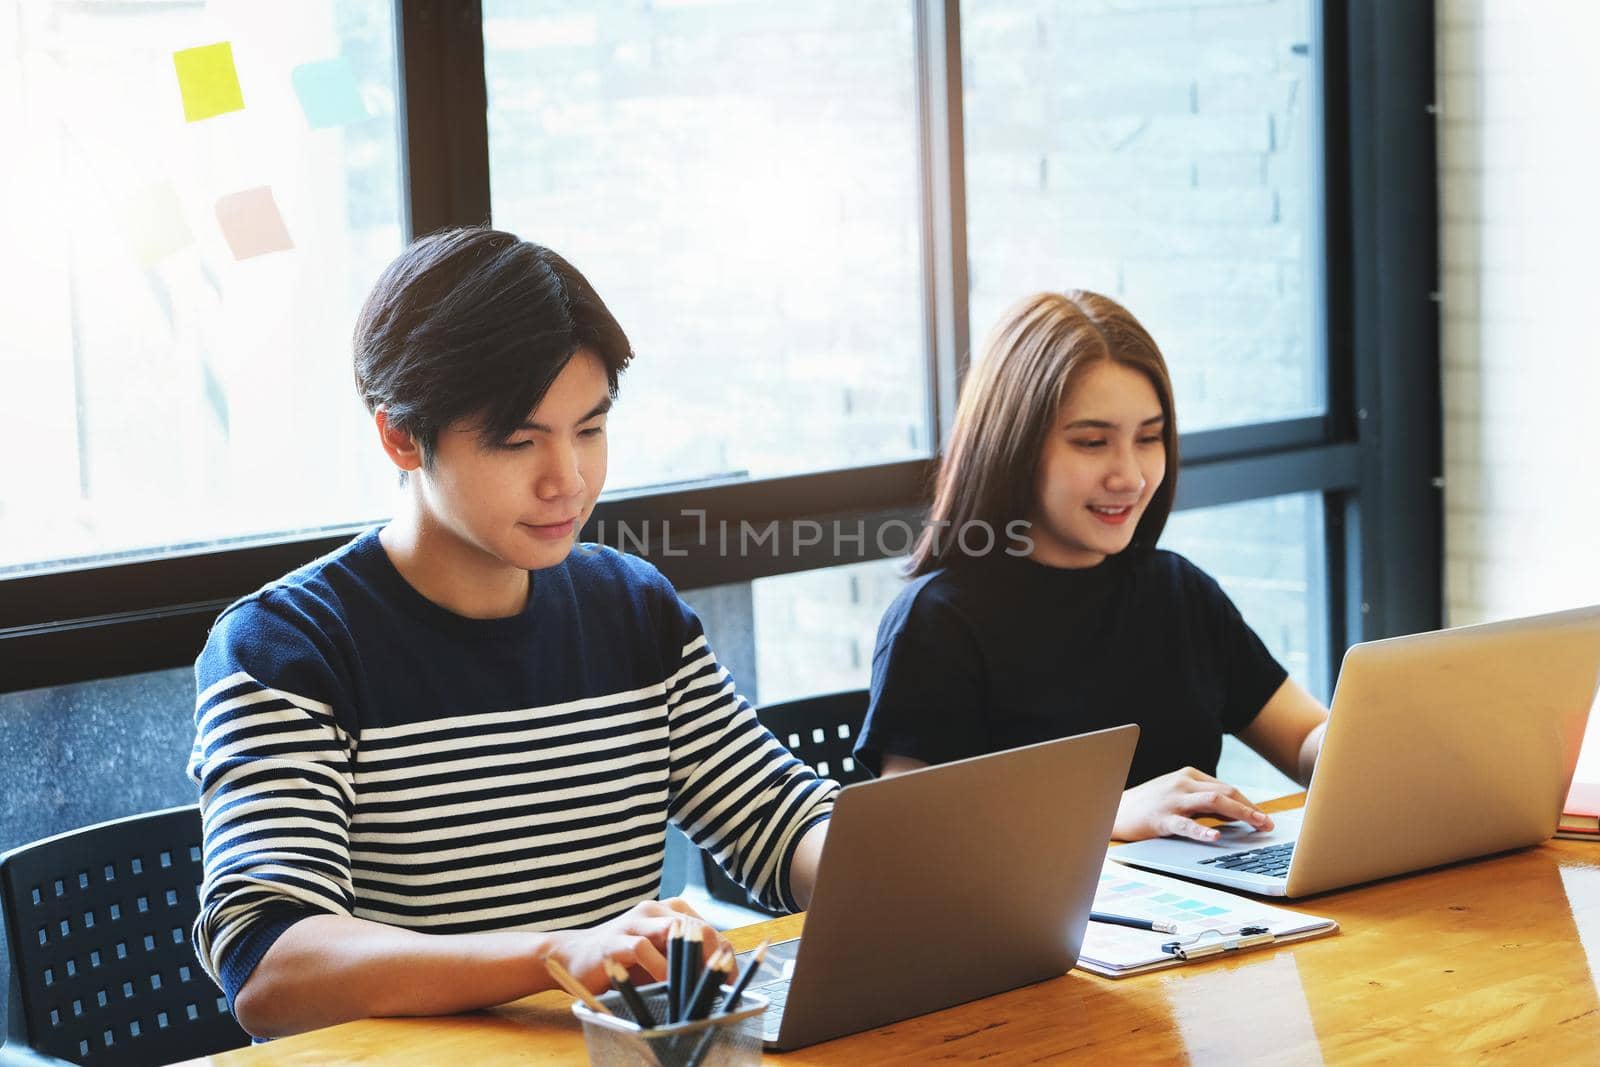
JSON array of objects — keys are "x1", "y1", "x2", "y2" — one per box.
[
  {"x1": 538, "y1": 898, "x2": 728, "y2": 993},
  {"x1": 1113, "y1": 767, "x2": 1273, "y2": 842}
]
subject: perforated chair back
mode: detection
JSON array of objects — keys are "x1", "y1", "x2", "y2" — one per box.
[
  {"x1": 756, "y1": 690, "x2": 872, "y2": 787},
  {"x1": 0, "y1": 805, "x2": 249, "y2": 1066},
  {"x1": 699, "y1": 690, "x2": 871, "y2": 911}
]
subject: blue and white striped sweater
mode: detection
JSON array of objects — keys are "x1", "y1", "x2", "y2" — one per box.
[{"x1": 187, "y1": 530, "x2": 836, "y2": 1002}]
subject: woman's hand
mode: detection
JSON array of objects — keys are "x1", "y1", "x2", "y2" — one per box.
[
  {"x1": 538, "y1": 898, "x2": 728, "y2": 993},
  {"x1": 1112, "y1": 767, "x2": 1273, "y2": 842}
]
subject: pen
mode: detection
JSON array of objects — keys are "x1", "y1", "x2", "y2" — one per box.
[{"x1": 1091, "y1": 910, "x2": 1178, "y2": 934}]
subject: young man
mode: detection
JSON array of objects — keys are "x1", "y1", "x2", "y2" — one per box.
[{"x1": 188, "y1": 228, "x2": 835, "y2": 1038}]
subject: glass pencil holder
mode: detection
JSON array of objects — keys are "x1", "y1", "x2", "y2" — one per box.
[{"x1": 571, "y1": 981, "x2": 768, "y2": 1067}]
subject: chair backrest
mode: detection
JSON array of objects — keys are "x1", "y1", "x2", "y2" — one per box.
[
  {"x1": 0, "y1": 805, "x2": 250, "y2": 1066},
  {"x1": 757, "y1": 690, "x2": 872, "y2": 787}
]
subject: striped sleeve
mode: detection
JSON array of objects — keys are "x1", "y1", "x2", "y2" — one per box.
[
  {"x1": 663, "y1": 629, "x2": 838, "y2": 913},
  {"x1": 186, "y1": 601, "x2": 358, "y2": 1000}
]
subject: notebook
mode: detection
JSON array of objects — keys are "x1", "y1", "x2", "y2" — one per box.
[
  {"x1": 1078, "y1": 858, "x2": 1339, "y2": 978},
  {"x1": 1557, "y1": 781, "x2": 1600, "y2": 840}
]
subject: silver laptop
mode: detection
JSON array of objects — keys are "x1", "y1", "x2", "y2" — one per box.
[
  {"x1": 1114, "y1": 604, "x2": 1600, "y2": 898},
  {"x1": 739, "y1": 724, "x2": 1137, "y2": 1050}
]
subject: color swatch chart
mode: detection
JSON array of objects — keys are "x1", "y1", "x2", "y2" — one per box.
[{"x1": 1079, "y1": 859, "x2": 1337, "y2": 977}]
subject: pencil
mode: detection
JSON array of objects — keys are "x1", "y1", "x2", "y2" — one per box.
[
  {"x1": 680, "y1": 924, "x2": 704, "y2": 1022},
  {"x1": 667, "y1": 918, "x2": 685, "y2": 1023},
  {"x1": 683, "y1": 947, "x2": 732, "y2": 1022},
  {"x1": 718, "y1": 939, "x2": 769, "y2": 1013},
  {"x1": 603, "y1": 957, "x2": 656, "y2": 1029},
  {"x1": 547, "y1": 955, "x2": 663, "y2": 1067},
  {"x1": 542, "y1": 956, "x2": 622, "y2": 1021},
  {"x1": 680, "y1": 949, "x2": 738, "y2": 1067}
]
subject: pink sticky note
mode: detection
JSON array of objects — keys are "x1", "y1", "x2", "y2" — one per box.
[{"x1": 214, "y1": 187, "x2": 293, "y2": 260}]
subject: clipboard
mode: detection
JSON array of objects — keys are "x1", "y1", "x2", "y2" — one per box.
[{"x1": 1076, "y1": 857, "x2": 1339, "y2": 978}]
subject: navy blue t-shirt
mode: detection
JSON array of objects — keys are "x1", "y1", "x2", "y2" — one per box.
[{"x1": 855, "y1": 550, "x2": 1288, "y2": 787}]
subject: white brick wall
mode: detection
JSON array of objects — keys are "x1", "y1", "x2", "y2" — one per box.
[
  {"x1": 1438, "y1": 1, "x2": 1600, "y2": 781},
  {"x1": 1437, "y1": 0, "x2": 1600, "y2": 631}
]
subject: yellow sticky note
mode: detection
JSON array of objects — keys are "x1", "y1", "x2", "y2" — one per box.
[{"x1": 173, "y1": 42, "x2": 245, "y2": 123}]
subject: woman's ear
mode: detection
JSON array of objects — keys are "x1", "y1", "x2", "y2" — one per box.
[{"x1": 374, "y1": 406, "x2": 424, "y2": 473}]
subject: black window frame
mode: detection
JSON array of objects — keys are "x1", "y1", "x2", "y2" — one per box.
[{"x1": 0, "y1": 0, "x2": 1438, "y2": 696}]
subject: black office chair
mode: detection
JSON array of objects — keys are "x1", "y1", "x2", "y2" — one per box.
[
  {"x1": 0, "y1": 805, "x2": 250, "y2": 1066},
  {"x1": 700, "y1": 690, "x2": 872, "y2": 912}
]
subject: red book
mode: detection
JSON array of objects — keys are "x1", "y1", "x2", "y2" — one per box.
[{"x1": 1559, "y1": 781, "x2": 1600, "y2": 836}]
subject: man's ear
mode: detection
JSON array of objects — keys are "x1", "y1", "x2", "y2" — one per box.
[{"x1": 375, "y1": 406, "x2": 424, "y2": 473}]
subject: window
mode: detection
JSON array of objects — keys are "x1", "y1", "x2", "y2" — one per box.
[
  {"x1": 692, "y1": 495, "x2": 1325, "y2": 707},
  {"x1": 0, "y1": 0, "x2": 404, "y2": 575},
  {"x1": 1, "y1": 0, "x2": 1441, "y2": 751},
  {"x1": 961, "y1": 0, "x2": 1322, "y2": 431},
  {"x1": 752, "y1": 557, "x2": 907, "y2": 704},
  {"x1": 1162, "y1": 493, "x2": 1328, "y2": 698},
  {"x1": 483, "y1": 1, "x2": 930, "y2": 491}
]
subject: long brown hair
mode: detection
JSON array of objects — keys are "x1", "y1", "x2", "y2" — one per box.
[{"x1": 909, "y1": 290, "x2": 1179, "y2": 576}]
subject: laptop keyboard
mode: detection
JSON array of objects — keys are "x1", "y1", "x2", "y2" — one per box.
[
  {"x1": 1200, "y1": 840, "x2": 1296, "y2": 877},
  {"x1": 757, "y1": 981, "x2": 789, "y2": 1040},
  {"x1": 739, "y1": 944, "x2": 797, "y2": 1040}
]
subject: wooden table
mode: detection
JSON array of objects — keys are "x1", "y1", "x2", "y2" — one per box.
[{"x1": 176, "y1": 796, "x2": 1600, "y2": 1065}]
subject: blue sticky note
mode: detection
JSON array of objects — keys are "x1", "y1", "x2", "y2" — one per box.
[
  {"x1": 1200, "y1": 906, "x2": 1229, "y2": 916},
  {"x1": 1177, "y1": 899, "x2": 1205, "y2": 910},
  {"x1": 291, "y1": 57, "x2": 367, "y2": 129}
]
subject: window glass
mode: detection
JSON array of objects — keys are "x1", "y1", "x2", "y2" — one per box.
[
  {"x1": 718, "y1": 495, "x2": 1327, "y2": 710},
  {"x1": 0, "y1": 1, "x2": 404, "y2": 575},
  {"x1": 691, "y1": 492, "x2": 1323, "y2": 799},
  {"x1": 484, "y1": 1, "x2": 929, "y2": 492},
  {"x1": 962, "y1": 0, "x2": 1321, "y2": 431},
  {"x1": 1162, "y1": 492, "x2": 1327, "y2": 697},
  {"x1": 1163, "y1": 492, "x2": 1326, "y2": 798},
  {"x1": 684, "y1": 556, "x2": 907, "y2": 708}
]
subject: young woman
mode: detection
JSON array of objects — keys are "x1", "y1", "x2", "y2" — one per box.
[{"x1": 854, "y1": 290, "x2": 1329, "y2": 842}]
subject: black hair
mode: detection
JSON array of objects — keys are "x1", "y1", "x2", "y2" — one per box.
[{"x1": 353, "y1": 227, "x2": 632, "y2": 465}]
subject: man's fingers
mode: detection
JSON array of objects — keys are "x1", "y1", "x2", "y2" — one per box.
[
  {"x1": 641, "y1": 909, "x2": 729, "y2": 963},
  {"x1": 660, "y1": 898, "x2": 731, "y2": 958},
  {"x1": 629, "y1": 936, "x2": 669, "y2": 981},
  {"x1": 662, "y1": 897, "x2": 708, "y2": 920},
  {"x1": 697, "y1": 923, "x2": 732, "y2": 963}
]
